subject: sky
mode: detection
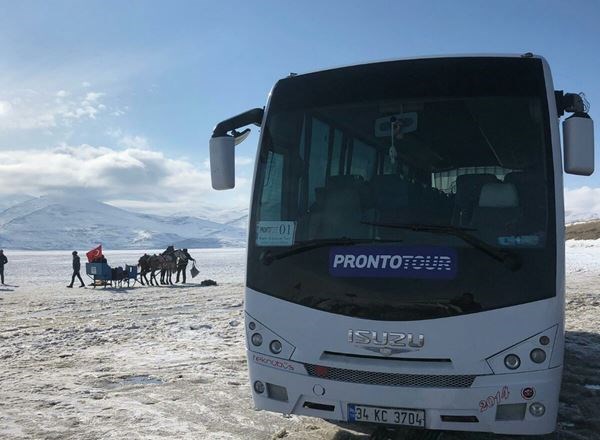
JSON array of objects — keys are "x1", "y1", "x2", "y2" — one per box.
[{"x1": 0, "y1": 0, "x2": 599, "y2": 218}]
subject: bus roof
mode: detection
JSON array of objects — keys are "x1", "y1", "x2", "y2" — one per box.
[{"x1": 283, "y1": 53, "x2": 544, "y2": 81}]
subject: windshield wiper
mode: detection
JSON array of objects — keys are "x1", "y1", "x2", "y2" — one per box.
[
  {"x1": 361, "y1": 221, "x2": 521, "y2": 271},
  {"x1": 260, "y1": 237, "x2": 402, "y2": 265}
]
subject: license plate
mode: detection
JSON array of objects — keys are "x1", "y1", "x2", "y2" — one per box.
[{"x1": 348, "y1": 404, "x2": 425, "y2": 427}]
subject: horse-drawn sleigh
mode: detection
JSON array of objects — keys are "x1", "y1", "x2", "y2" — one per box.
[{"x1": 84, "y1": 245, "x2": 197, "y2": 288}]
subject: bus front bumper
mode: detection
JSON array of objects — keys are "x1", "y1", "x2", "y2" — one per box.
[{"x1": 248, "y1": 353, "x2": 561, "y2": 435}]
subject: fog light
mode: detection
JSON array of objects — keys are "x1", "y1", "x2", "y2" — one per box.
[
  {"x1": 529, "y1": 402, "x2": 545, "y2": 417},
  {"x1": 530, "y1": 348, "x2": 546, "y2": 364},
  {"x1": 253, "y1": 380, "x2": 265, "y2": 394},
  {"x1": 504, "y1": 354, "x2": 521, "y2": 370},
  {"x1": 251, "y1": 333, "x2": 263, "y2": 346},
  {"x1": 248, "y1": 321, "x2": 256, "y2": 330},
  {"x1": 539, "y1": 335, "x2": 550, "y2": 345},
  {"x1": 496, "y1": 403, "x2": 526, "y2": 421},
  {"x1": 266, "y1": 383, "x2": 288, "y2": 402},
  {"x1": 269, "y1": 340, "x2": 282, "y2": 354}
]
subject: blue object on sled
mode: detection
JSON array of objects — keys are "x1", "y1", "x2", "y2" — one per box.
[
  {"x1": 125, "y1": 265, "x2": 138, "y2": 278},
  {"x1": 86, "y1": 262, "x2": 138, "y2": 288},
  {"x1": 86, "y1": 263, "x2": 111, "y2": 280}
]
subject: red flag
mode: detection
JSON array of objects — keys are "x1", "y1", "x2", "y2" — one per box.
[{"x1": 86, "y1": 245, "x2": 103, "y2": 263}]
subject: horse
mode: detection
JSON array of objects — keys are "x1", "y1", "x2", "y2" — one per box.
[
  {"x1": 138, "y1": 254, "x2": 163, "y2": 286},
  {"x1": 137, "y1": 247, "x2": 180, "y2": 287},
  {"x1": 159, "y1": 254, "x2": 177, "y2": 285},
  {"x1": 137, "y1": 254, "x2": 151, "y2": 286},
  {"x1": 159, "y1": 246, "x2": 177, "y2": 285}
]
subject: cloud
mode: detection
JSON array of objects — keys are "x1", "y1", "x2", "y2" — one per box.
[
  {"x1": 84, "y1": 92, "x2": 104, "y2": 103},
  {"x1": 118, "y1": 135, "x2": 150, "y2": 150},
  {"x1": 0, "y1": 100, "x2": 13, "y2": 116},
  {"x1": 565, "y1": 186, "x2": 600, "y2": 223},
  {"x1": 0, "y1": 144, "x2": 250, "y2": 213},
  {"x1": 105, "y1": 128, "x2": 123, "y2": 138},
  {"x1": 0, "y1": 88, "x2": 111, "y2": 130},
  {"x1": 235, "y1": 156, "x2": 255, "y2": 166},
  {"x1": 106, "y1": 129, "x2": 151, "y2": 150}
]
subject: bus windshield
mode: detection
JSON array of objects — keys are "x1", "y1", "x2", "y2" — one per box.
[{"x1": 247, "y1": 57, "x2": 556, "y2": 321}]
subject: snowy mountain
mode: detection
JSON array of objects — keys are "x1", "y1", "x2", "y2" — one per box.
[
  {"x1": 0, "y1": 193, "x2": 35, "y2": 212},
  {"x1": 0, "y1": 196, "x2": 246, "y2": 250},
  {"x1": 180, "y1": 206, "x2": 249, "y2": 229},
  {"x1": 565, "y1": 211, "x2": 600, "y2": 225}
]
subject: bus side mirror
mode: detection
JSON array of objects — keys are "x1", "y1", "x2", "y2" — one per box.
[
  {"x1": 210, "y1": 136, "x2": 235, "y2": 190},
  {"x1": 563, "y1": 114, "x2": 594, "y2": 176}
]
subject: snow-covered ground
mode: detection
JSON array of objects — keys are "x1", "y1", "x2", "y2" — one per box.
[{"x1": 0, "y1": 247, "x2": 599, "y2": 440}]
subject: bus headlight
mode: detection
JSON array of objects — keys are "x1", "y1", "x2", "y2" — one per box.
[
  {"x1": 485, "y1": 326, "x2": 557, "y2": 374},
  {"x1": 529, "y1": 402, "x2": 545, "y2": 417},
  {"x1": 530, "y1": 348, "x2": 546, "y2": 364},
  {"x1": 269, "y1": 340, "x2": 282, "y2": 354},
  {"x1": 246, "y1": 312, "x2": 296, "y2": 359},
  {"x1": 504, "y1": 354, "x2": 521, "y2": 370},
  {"x1": 251, "y1": 333, "x2": 263, "y2": 346}
]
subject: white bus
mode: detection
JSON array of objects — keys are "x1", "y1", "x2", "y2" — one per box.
[{"x1": 209, "y1": 54, "x2": 594, "y2": 436}]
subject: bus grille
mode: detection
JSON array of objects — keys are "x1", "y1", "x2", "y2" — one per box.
[{"x1": 304, "y1": 364, "x2": 476, "y2": 388}]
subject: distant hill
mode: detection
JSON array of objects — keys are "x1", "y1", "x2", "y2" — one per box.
[
  {"x1": 5, "y1": 195, "x2": 593, "y2": 247},
  {"x1": 0, "y1": 195, "x2": 246, "y2": 250},
  {"x1": 565, "y1": 211, "x2": 600, "y2": 225},
  {"x1": 566, "y1": 220, "x2": 600, "y2": 241},
  {"x1": 0, "y1": 194, "x2": 35, "y2": 212}
]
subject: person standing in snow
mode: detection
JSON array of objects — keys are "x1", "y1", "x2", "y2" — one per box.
[
  {"x1": 176, "y1": 248, "x2": 196, "y2": 284},
  {"x1": 67, "y1": 251, "x2": 85, "y2": 288},
  {"x1": 0, "y1": 250, "x2": 7, "y2": 285}
]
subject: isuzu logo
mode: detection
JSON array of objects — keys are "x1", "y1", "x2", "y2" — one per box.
[{"x1": 348, "y1": 330, "x2": 424, "y2": 355}]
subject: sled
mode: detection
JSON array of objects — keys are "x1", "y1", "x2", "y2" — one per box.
[{"x1": 86, "y1": 263, "x2": 138, "y2": 288}]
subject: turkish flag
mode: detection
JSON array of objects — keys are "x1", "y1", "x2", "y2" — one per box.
[{"x1": 86, "y1": 245, "x2": 103, "y2": 263}]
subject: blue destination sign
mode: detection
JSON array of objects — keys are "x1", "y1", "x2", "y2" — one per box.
[{"x1": 329, "y1": 246, "x2": 458, "y2": 279}]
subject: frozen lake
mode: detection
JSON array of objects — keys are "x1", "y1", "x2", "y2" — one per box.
[
  {"x1": 2, "y1": 248, "x2": 247, "y2": 288},
  {"x1": 3, "y1": 243, "x2": 598, "y2": 289},
  {"x1": 3, "y1": 242, "x2": 597, "y2": 288}
]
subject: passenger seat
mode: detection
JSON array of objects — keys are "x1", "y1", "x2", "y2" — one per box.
[
  {"x1": 452, "y1": 174, "x2": 499, "y2": 226},
  {"x1": 308, "y1": 175, "x2": 370, "y2": 239},
  {"x1": 471, "y1": 183, "x2": 522, "y2": 240},
  {"x1": 504, "y1": 172, "x2": 546, "y2": 233}
]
